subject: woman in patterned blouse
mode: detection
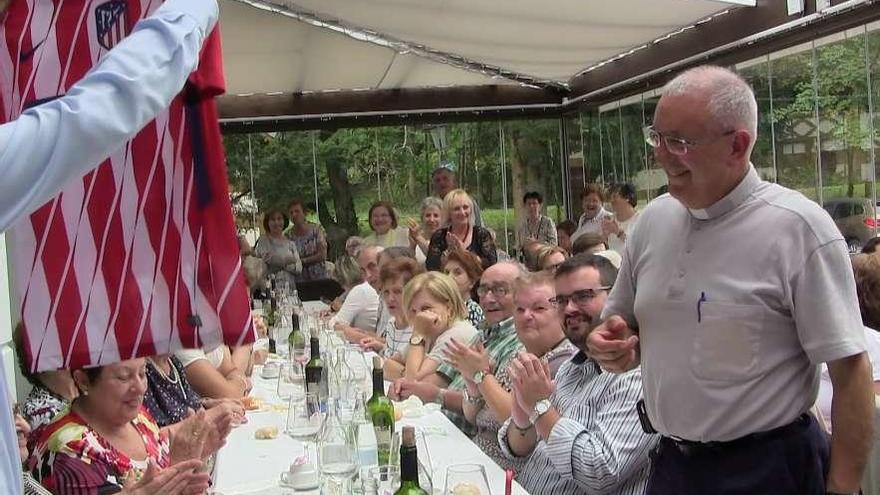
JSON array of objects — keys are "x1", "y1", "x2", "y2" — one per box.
[
  {"x1": 287, "y1": 199, "x2": 328, "y2": 282},
  {"x1": 441, "y1": 247, "x2": 485, "y2": 329},
  {"x1": 425, "y1": 189, "x2": 497, "y2": 271},
  {"x1": 460, "y1": 272, "x2": 576, "y2": 470},
  {"x1": 28, "y1": 358, "x2": 228, "y2": 495},
  {"x1": 515, "y1": 191, "x2": 558, "y2": 254}
]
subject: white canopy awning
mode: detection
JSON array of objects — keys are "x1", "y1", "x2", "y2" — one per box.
[{"x1": 219, "y1": 0, "x2": 755, "y2": 96}]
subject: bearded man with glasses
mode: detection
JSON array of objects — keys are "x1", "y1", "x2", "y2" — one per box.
[{"x1": 590, "y1": 65, "x2": 873, "y2": 495}]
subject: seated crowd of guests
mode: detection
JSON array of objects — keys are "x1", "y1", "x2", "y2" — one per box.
[
  {"x1": 299, "y1": 174, "x2": 880, "y2": 494},
  {"x1": 16, "y1": 168, "x2": 880, "y2": 495}
]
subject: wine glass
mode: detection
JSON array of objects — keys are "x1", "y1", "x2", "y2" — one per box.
[
  {"x1": 292, "y1": 339, "x2": 310, "y2": 375},
  {"x1": 364, "y1": 465, "x2": 400, "y2": 495},
  {"x1": 277, "y1": 361, "x2": 303, "y2": 400},
  {"x1": 444, "y1": 464, "x2": 490, "y2": 495},
  {"x1": 285, "y1": 392, "x2": 322, "y2": 440}
]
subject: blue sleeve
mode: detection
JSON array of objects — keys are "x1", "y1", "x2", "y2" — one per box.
[{"x1": 0, "y1": 0, "x2": 218, "y2": 232}]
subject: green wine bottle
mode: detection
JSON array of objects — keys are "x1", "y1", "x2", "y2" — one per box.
[
  {"x1": 287, "y1": 309, "x2": 304, "y2": 350},
  {"x1": 304, "y1": 336, "x2": 327, "y2": 402},
  {"x1": 394, "y1": 427, "x2": 428, "y2": 495},
  {"x1": 366, "y1": 356, "x2": 395, "y2": 465}
]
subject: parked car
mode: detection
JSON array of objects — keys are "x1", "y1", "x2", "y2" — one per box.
[{"x1": 823, "y1": 198, "x2": 878, "y2": 253}]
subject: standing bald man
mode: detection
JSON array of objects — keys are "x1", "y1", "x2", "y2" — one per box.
[{"x1": 589, "y1": 65, "x2": 873, "y2": 495}]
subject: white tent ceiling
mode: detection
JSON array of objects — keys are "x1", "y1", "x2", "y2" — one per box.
[{"x1": 219, "y1": 0, "x2": 755, "y2": 96}]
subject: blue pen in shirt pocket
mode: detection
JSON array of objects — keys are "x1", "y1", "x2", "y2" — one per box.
[{"x1": 697, "y1": 292, "x2": 707, "y2": 323}]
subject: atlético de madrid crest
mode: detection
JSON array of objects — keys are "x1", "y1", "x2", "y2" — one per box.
[{"x1": 95, "y1": 0, "x2": 128, "y2": 50}]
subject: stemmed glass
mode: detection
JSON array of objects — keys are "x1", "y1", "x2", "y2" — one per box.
[
  {"x1": 444, "y1": 464, "x2": 490, "y2": 495},
  {"x1": 276, "y1": 361, "x2": 302, "y2": 400},
  {"x1": 285, "y1": 392, "x2": 322, "y2": 440},
  {"x1": 291, "y1": 333, "x2": 310, "y2": 375}
]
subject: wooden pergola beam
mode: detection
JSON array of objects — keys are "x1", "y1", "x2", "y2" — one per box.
[{"x1": 219, "y1": 85, "x2": 564, "y2": 133}]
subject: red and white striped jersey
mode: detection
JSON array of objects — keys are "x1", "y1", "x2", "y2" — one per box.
[{"x1": 0, "y1": 0, "x2": 254, "y2": 372}]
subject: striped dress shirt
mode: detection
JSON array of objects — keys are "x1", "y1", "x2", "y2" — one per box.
[{"x1": 498, "y1": 352, "x2": 657, "y2": 495}]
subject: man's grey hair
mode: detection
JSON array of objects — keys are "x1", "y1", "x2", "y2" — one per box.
[
  {"x1": 488, "y1": 260, "x2": 528, "y2": 278},
  {"x1": 355, "y1": 243, "x2": 383, "y2": 261},
  {"x1": 663, "y1": 65, "x2": 758, "y2": 139}
]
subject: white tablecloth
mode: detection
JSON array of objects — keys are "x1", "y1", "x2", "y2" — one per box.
[{"x1": 211, "y1": 363, "x2": 529, "y2": 495}]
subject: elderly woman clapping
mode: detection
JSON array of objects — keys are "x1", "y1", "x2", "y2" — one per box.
[{"x1": 448, "y1": 272, "x2": 576, "y2": 469}]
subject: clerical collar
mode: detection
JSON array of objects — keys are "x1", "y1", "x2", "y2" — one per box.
[{"x1": 687, "y1": 165, "x2": 760, "y2": 221}]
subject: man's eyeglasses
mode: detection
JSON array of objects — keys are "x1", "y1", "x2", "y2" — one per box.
[
  {"x1": 643, "y1": 125, "x2": 736, "y2": 156},
  {"x1": 477, "y1": 284, "x2": 511, "y2": 297},
  {"x1": 550, "y1": 287, "x2": 612, "y2": 307}
]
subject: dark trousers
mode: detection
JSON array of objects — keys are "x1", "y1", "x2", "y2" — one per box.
[{"x1": 646, "y1": 414, "x2": 829, "y2": 495}]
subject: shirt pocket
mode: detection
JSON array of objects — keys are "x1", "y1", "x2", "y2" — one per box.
[{"x1": 690, "y1": 302, "x2": 763, "y2": 382}]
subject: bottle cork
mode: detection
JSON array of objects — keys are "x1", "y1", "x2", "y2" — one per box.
[{"x1": 401, "y1": 426, "x2": 416, "y2": 447}]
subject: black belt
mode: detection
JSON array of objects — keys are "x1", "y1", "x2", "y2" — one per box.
[{"x1": 662, "y1": 414, "x2": 812, "y2": 456}]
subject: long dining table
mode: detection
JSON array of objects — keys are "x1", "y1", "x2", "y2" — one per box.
[{"x1": 210, "y1": 303, "x2": 529, "y2": 495}]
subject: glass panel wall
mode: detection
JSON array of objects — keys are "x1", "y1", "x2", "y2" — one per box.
[
  {"x1": 224, "y1": 118, "x2": 564, "y2": 259},
  {"x1": 569, "y1": 19, "x2": 880, "y2": 251},
  {"x1": 224, "y1": 19, "x2": 880, "y2": 257}
]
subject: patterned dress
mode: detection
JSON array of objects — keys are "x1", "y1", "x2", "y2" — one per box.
[
  {"x1": 288, "y1": 223, "x2": 328, "y2": 281},
  {"x1": 29, "y1": 406, "x2": 170, "y2": 495},
  {"x1": 254, "y1": 235, "x2": 301, "y2": 288},
  {"x1": 22, "y1": 384, "x2": 70, "y2": 431},
  {"x1": 144, "y1": 356, "x2": 203, "y2": 427}
]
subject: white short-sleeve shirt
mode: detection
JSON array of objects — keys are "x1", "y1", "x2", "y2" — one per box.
[
  {"x1": 603, "y1": 166, "x2": 866, "y2": 442},
  {"x1": 175, "y1": 345, "x2": 225, "y2": 369},
  {"x1": 329, "y1": 281, "x2": 380, "y2": 333},
  {"x1": 816, "y1": 326, "x2": 880, "y2": 430},
  {"x1": 426, "y1": 319, "x2": 480, "y2": 365}
]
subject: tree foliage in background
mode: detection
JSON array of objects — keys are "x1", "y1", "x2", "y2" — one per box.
[{"x1": 224, "y1": 120, "x2": 564, "y2": 256}]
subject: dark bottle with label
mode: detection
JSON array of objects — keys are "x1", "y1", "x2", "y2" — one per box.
[{"x1": 304, "y1": 336, "x2": 328, "y2": 402}]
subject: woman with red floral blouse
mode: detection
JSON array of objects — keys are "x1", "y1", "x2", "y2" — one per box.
[{"x1": 28, "y1": 358, "x2": 227, "y2": 495}]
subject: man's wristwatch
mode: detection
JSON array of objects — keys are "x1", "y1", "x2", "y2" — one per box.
[
  {"x1": 409, "y1": 334, "x2": 425, "y2": 346},
  {"x1": 528, "y1": 399, "x2": 552, "y2": 426}
]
